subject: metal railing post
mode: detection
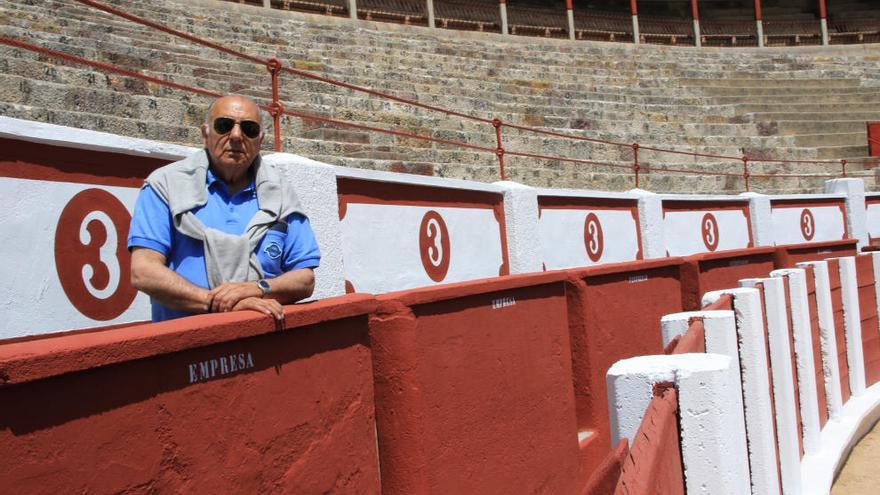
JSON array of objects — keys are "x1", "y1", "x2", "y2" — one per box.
[
  {"x1": 632, "y1": 143, "x2": 640, "y2": 189},
  {"x1": 267, "y1": 58, "x2": 284, "y2": 152},
  {"x1": 841, "y1": 159, "x2": 847, "y2": 177},
  {"x1": 493, "y1": 118, "x2": 507, "y2": 181},
  {"x1": 742, "y1": 156, "x2": 750, "y2": 191}
]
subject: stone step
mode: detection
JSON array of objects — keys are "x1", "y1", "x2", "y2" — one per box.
[
  {"x1": 680, "y1": 78, "x2": 863, "y2": 89},
  {"x1": 734, "y1": 102, "x2": 879, "y2": 114},
  {"x1": 747, "y1": 111, "x2": 880, "y2": 122},
  {"x1": 700, "y1": 86, "x2": 880, "y2": 97},
  {"x1": 815, "y1": 145, "x2": 870, "y2": 160},
  {"x1": 777, "y1": 120, "x2": 871, "y2": 135},
  {"x1": 793, "y1": 133, "x2": 868, "y2": 147},
  {"x1": 709, "y1": 93, "x2": 880, "y2": 105}
]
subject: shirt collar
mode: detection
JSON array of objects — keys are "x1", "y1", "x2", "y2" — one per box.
[{"x1": 206, "y1": 165, "x2": 256, "y2": 194}]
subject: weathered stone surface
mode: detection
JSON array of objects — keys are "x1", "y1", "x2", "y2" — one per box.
[{"x1": 0, "y1": 0, "x2": 878, "y2": 194}]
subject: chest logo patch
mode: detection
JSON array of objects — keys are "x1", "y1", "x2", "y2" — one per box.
[{"x1": 265, "y1": 241, "x2": 283, "y2": 259}]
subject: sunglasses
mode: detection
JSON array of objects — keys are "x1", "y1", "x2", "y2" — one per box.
[{"x1": 212, "y1": 117, "x2": 261, "y2": 139}]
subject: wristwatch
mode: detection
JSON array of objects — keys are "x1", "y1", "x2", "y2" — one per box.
[{"x1": 256, "y1": 279, "x2": 271, "y2": 297}]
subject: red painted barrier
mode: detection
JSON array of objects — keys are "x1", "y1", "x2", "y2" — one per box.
[
  {"x1": 664, "y1": 292, "x2": 733, "y2": 355},
  {"x1": 869, "y1": 122, "x2": 880, "y2": 157},
  {"x1": 827, "y1": 258, "x2": 852, "y2": 402},
  {"x1": 681, "y1": 247, "x2": 778, "y2": 310},
  {"x1": 855, "y1": 254, "x2": 880, "y2": 386},
  {"x1": 774, "y1": 239, "x2": 858, "y2": 268},
  {"x1": 668, "y1": 318, "x2": 706, "y2": 354},
  {"x1": 369, "y1": 272, "x2": 580, "y2": 494},
  {"x1": 0, "y1": 295, "x2": 381, "y2": 494},
  {"x1": 613, "y1": 384, "x2": 685, "y2": 495},
  {"x1": 581, "y1": 440, "x2": 629, "y2": 495},
  {"x1": 565, "y1": 258, "x2": 686, "y2": 480},
  {"x1": 802, "y1": 266, "x2": 830, "y2": 427}
]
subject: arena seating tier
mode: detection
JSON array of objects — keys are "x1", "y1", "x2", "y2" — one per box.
[{"x1": 1, "y1": 0, "x2": 880, "y2": 193}]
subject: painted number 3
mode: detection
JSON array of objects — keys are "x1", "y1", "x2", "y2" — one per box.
[
  {"x1": 583, "y1": 212, "x2": 604, "y2": 262},
  {"x1": 55, "y1": 189, "x2": 137, "y2": 320},
  {"x1": 419, "y1": 210, "x2": 451, "y2": 282},
  {"x1": 701, "y1": 213, "x2": 720, "y2": 251},
  {"x1": 800, "y1": 209, "x2": 816, "y2": 241}
]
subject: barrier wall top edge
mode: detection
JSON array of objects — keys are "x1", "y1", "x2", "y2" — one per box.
[
  {"x1": 0, "y1": 116, "x2": 195, "y2": 162},
  {"x1": 0, "y1": 293, "x2": 378, "y2": 386},
  {"x1": 780, "y1": 239, "x2": 858, "y2": 251},
  {"x1": 770, "y1": 194, "x2": 848, "y2": 203},
  {"x1": 689, "y1": 245, "x2": 778, "y2": 262},
  {"x1": 660, "y1": 193, "x2": 753, "y2": 202},
  {"x1": 535, "y1": 188, "x2": 642, "y2": 201},
  {"x1": 336, "y1": 165, "x2": 506, "y2": 194},
  {"x1": 376, "y1": 270, "x2": 569, "y2": 307},
  {"x1": 570, "y1": 257, "x2": 687, "y2": 279}
]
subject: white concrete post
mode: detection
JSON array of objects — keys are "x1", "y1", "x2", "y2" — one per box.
[
  {"x1": 426, "y1": 0, "x2": 435, "y2": 28},
  {"x1": 630, "y1": 188, "x2": 665, "y2": 259},
  {"x1": 693, "y1": 19, "x2": 702, "y2": 47},
  {"x1": 702, "y1": 288, "x2": 781, "y2": 495},
  {"x1": 263, "y1": 0, "x2": 271, "y2": 8},
  {"x1": 263, "y1": 153, "x2": 346, "y2": 300},
  {"x1": 499, "y1": 1, "x2": 508, "y2": 35},
  {"x1": 796, "y1": 261, "x2": 844, "y2": 419},
  {"x1": 660, "y1": 310, "x2": 738, "y2": 359},
  {"x1": 837, "y1": 257, "x2": 867, "y2": 396},
  {"x1": 567, "y1": 8, "x2": 575, "y2": 41},
  {"x1": 607, "y1": 353, "x2": 750, "y2": 495},
  {"x1": 741, "y1": 191, "x2": 773, "y2": 247},
  {"x1": 739, "y1": 277, "x2": 802, "y2": 495},
  {"x1": 825, "y1": 178, "x2": 868, "y2": 250},
  {"x1": 348, "y1": 0, "x2": 357, "y2": 19},
  {"x1": 493, "y1": 181, "x2": 541, "y2": 274},
  {"x1": 756, "y1": 20, "x2": 765, "y2": 47},
  {"x1": 632, "y1": 15, "x2": 640, "y2": 44},
  {"x1": 769, "y1": 269, "x2": 823, "y2": 454},
  {"x1": 820, "y1": 18, "x2": 829, "y2": 46}
]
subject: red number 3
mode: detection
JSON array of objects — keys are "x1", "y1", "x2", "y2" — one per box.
[
  {"x1": 419, "y1": 210, "x2": 451, "y2": 282},
  {"x1": 55, "y1": 189, "x2": 137, "y2": 320}
]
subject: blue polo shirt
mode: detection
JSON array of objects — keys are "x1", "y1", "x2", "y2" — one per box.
[{"x1": 128, "y1": 167, "x2": 320, "y2": 322}]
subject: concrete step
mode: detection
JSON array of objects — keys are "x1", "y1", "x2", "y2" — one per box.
[
  {"x1": 734, "y1": 102, "x2": 876, "y2": 114},
  {"x1": 680, "y1": 78, "x2": 863, "y2": 89},
  {"x1": 815, "y1": 145, "x2": 870, "y2": 160},
  {"x1": 793, "y1": 133, "x2": 868, "y2": 147},
  {"x1": 746, "y1": 111, "x2": 880, "y2": 122},
  {"x1": 778, "y1": 120, "x2": 871, "y2": 135}
]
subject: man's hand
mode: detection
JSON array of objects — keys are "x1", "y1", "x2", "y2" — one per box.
[
  {"x1": 208, "y1": 281, "x2": 263, "y2": 314},
  {"x1": 232, "y1": 296, "x2": 284, "y2": 320}
]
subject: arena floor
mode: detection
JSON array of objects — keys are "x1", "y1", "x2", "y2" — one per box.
[{"x1": 831, "y1": 418, "x2": 880, "y2": 494}]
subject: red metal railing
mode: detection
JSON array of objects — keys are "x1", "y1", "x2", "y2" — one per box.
[{"x1": 1, "y1": 0, "x2": 877, "y2": 191}]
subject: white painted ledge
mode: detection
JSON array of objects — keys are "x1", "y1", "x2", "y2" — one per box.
[
  {"x1": 0, "y1": 115, "x2": 195, "y2": 160},
  {"x1": 801, "y1": 382, "x2": 880, "y2": 495}
]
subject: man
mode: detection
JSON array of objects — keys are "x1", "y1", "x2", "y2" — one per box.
[{"x1": 128, "y1": 95, "x2": 319, "y2": 322}]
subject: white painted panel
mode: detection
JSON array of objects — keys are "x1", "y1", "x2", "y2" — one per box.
[
  {"x1": 340, "y1": 204, "x2": 503, "y2": 294},
  {"x1": 866, "y1": 203, "x2": 880, "y2": 242},
  {"x1": 538, "y1": 209, "x2": 639, "y2": 270},
  {"x1": 771, "y1": 205, "x2": 845, "y2": 245},
  {"x1": 663, "y1": 209, "x2": 751, "y2": 256},
  {"x1": 0, "y1": 178, "x2": 151, "y2": 339}
]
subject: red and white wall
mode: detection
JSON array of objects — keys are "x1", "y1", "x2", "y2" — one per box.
[
  {"x1": 2, "y1": 117, "x2": 880, "y2": 494},
  {"x1": 0, "y1": 117, "x2": 873, "y2": 341}
]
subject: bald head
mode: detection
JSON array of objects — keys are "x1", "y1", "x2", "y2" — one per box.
[
  {"x1": 201, "y1": 95, "x2": 265, "y2": 186},
  {"x1": 203, "y1": 95, "x2": 265, "y2": 128}
]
